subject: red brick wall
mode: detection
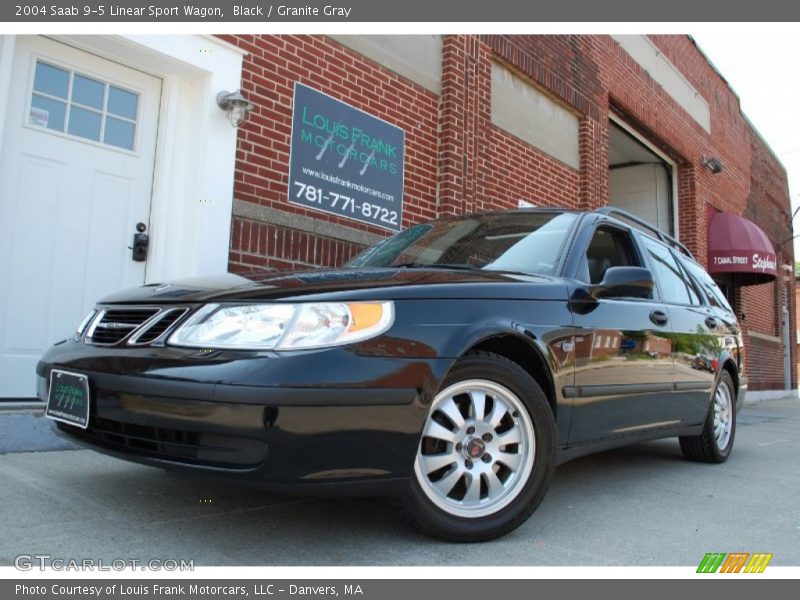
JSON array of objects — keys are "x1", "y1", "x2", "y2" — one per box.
[
  {"x1": 740, "y1": 123, "x2": 795, "y2": 390},
  {"x1": 747, "y1": 337, "x2": 788, "y2": 391},
  {"x1": 218, "y1": 33, "x2": 794, "y2": 390},
  {"x1": 229, "y1": 219, "x2": 365, "y2": 272},
  {"x1": 795, "y1": 286, "x2": 800, "y2": 384}
]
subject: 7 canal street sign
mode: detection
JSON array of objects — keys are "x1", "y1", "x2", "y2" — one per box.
[
  {"x1": 709, "y1": 251, "x2": 777, "y2": 275},
  {"x1": 288, "y1": 83, "x2": 405, "y2": 232}
]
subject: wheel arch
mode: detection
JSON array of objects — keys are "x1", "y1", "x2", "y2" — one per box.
[
  {"x1": 463, "y1": 333, "x2": 558, "y2": 420},
  {"x1": 719, "y1": 356, "x2": 741, "y2": 412},
  {"x1": 721, "y1": 357, "x2": 739, "y2": 398}
]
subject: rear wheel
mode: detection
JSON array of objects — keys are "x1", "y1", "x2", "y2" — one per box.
[
  {"x1": 679, "y1": 371, "x2": 736, "y2": 463},
  {"x1": 402, "y1": 352, "x2": 556, "y2": 542}
]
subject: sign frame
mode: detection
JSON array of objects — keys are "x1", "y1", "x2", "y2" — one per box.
[{"x1": 287, "y1": 82, "x2": 405, "y2": 232}]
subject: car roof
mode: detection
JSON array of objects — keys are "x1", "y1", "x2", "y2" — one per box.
[{"x1": 434, "y1": 207, "x2": 693, "y2": 257}]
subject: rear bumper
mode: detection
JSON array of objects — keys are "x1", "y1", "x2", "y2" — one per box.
[{"x1": 37, "y1": 344, "x2": 451, "y2": 491}]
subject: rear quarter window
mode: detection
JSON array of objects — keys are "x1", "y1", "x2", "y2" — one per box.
[{"x1": 678, "y1": 256, "x2": 734, "y2": 313}]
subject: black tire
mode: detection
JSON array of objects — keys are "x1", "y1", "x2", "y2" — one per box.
[
  {"x1": 401, "y1": 351, "x2": 556, "y2": 542},
  {"x1": 679, "y1": 371, "x2": 737, "y2": 463}
]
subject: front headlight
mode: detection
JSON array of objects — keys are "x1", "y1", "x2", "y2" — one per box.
[{"x1": 168, "y1": 301, "x2": 394, "y2": 350}]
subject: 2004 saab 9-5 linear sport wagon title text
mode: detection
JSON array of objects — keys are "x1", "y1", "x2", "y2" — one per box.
[{"x1": 19, "y1": 4, "x2": 354, "y2": 19}]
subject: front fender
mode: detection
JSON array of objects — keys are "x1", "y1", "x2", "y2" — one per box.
[{"x1": 375, "y1": 298, "x2": 574, "y2": 443}]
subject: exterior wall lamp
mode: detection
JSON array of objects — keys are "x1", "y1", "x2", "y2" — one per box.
[
  {"x1": 701, "y1": 156, "x2": 724, "y2": 174},
  {"x1": 216, "y1": 90, "x2": 254, "y2": 127}
]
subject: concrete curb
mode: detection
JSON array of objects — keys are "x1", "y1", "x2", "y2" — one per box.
[
  {"x1": 744, "y1": 389, "x2": 798, "y2": 406},
  {"x1": 0, "y1": 401, "x2": 43, "y2": 412}
]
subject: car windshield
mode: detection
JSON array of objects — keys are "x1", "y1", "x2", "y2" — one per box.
[{"x1": 347, "y1": 211, "x2": 577, "y2": 276}]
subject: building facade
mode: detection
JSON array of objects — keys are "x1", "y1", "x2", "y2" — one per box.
[
  {"x1": 0, "y1": 34, "x2": 794, "y2": 397},
  {"x1": 220, "y1": 34, "x2": 796, "y2": 394}
]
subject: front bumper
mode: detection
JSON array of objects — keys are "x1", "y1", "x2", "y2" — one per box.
[{"x1": 37, "y1": 341, "x2": 451, "y2": 492}]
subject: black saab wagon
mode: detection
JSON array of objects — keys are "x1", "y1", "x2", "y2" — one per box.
[{"x1": 39, "y1": 207, "x2": 745, "y2": 541}]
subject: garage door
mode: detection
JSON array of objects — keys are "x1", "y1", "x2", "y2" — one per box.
[
  {"x1": 608, "y1": 121, "x2": 675, "y2": 237},
  {"x1": 0, "y1": 36, "x2": 161, "y2": 397},
  {"x1": 609, "y1": 163, "x2": 672, "y2": 236}
]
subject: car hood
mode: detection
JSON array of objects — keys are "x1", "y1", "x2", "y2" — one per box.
[{"x1": 99, "y1": 267, "x2": 569, "y2": 304}]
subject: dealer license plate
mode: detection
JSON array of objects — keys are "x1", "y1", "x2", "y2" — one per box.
[{"x1": 45, "y1": 370, "x2": 90, "y2": 429}]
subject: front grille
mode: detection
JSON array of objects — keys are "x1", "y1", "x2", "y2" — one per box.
[
  {"x1": 128, "y1": 308, "x2": 189, "y2": 345},
  {"x1": 87, "y1": 309, "x2": 159, "y2": 345},
  {"x1": 86, "y1": 306, "x2": 190, "y2": 346},
  {"x1": 87, "y1": 417, "x2": 204, "y2": 460},
  {"x1": 58, "y1": 418, "x2": 266, "y2": 469}
]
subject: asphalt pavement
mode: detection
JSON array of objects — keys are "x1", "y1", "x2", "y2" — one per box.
[{"x1": 0, "y1": 398, "x2": 798, "y2": 566}]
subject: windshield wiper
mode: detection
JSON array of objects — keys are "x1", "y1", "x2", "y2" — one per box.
[
  {"x1": 392, "y1": 262, "x2": 537, "y2": 277},
  {"x1": 392, "y1": 262, "x2": 484, "y2": 271}
]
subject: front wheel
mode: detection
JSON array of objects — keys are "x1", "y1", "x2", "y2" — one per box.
[
  {"x1": 402, "y1": 352, "x2": 556, "y2": 542},
  {"x1": 679, "y1": 371, "x2": 737, "y2": 463}
]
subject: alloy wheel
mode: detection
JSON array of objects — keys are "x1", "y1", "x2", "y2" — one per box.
[
  {"x1": 414, "y1": 379, "x2": 535, "y2": 518},
  {"x1": 713, "y1": 379, "x2": 733, "y2": 450}
]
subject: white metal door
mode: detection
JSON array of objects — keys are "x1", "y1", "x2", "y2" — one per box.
[{"x1": 0, "y1": 36, "x2": 161, "y2": 397}]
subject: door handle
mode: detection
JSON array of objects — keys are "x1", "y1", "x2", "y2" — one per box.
[
  {"x1": 128, "y1": 222, "x2": 149, "y2": 262},
  {"x1": 649, "y1": 309, "x2": 669, "y2": 327},
  {"x1": 130, "y1": 233, "x2": 149, "y2": 262},
  {"x1": 705, "y1": 316, "x2": 719, "y2": 329}
]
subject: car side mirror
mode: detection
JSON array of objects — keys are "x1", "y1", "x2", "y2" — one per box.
[{"x1": 591, "y1": 266, "x2": 654, "y2": 299}]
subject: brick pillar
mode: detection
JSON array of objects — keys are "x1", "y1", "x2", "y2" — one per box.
[
  {"x1": 677, "y1": 163, "x2": 705, "y2": 260},
  {"x1": 777, "y1": 250, "x2": 797, "y2": 390},
  {"x1": 437, "y1": 35, "x2": 467, "y2": 217},
  {"x1": 791, "y1": 271, "x2": 798, "y2": 390},
  {"x1": 578, "y1": 115, "x2": 609, "y2": 210},
  {"x1": 437, "y1": 35, "x2": 489, "y2": 217}
]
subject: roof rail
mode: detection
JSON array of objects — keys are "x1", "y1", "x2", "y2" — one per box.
[{"x1": 594, "y1": 206, "x2": 694, "y2": 259}]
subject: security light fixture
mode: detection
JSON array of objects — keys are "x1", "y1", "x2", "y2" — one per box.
[
  {"x1": 216, "y1": 90, "x2": 254, "y2": 127},
  {"x1": 701, "y1": 156, "x2": 724, "y2": 174}
]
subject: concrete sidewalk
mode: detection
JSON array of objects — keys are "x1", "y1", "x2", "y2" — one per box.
[
  {"x1": 0, "y1": 409, "x2": 78, "y2": 453},
  {"x1": 0, "y1": 398, "x2": 798, "y2": 566}
]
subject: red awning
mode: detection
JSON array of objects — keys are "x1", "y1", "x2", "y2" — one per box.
[{"x1": 707, "y1": 212, "x2": 777, "y2": 284}]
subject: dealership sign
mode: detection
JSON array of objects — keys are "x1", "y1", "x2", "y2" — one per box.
[{"x1": 288, "y1": 83, "x2": 404, "y2": 232}]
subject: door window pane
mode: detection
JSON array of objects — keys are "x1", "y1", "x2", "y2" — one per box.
[
  {"x1": 72, "y1": 74, "x2": 105, "y2": 110},
  {"x1": 682, "y1": 270, "x2": 702, "y2": 305},
  {"x1": 104, "y1": 117, "x2": 136, "y2": 150},
  {"x1": 30, "y1": 94, "x2": 66, "y2": 131},
  {"x1": 107, "y1": 86, "x2": 138, "y2": 120},
  {"x1": 67, "y1": 106, "x2": 102, "y2": 141},
  {"x1": 33, "y1": 62, "x2": 69, "y2": 99},
  {"x1": 680, "y1": 257, "x2": 734, "y2": 312},
  {"x1": 583, "y1": 227, "x2": 642, "y2": 284},
  {"x1": 643, "y1": 238, "x2": 694, "y2": 305},
  {"x1": 29, "y1": 61, "x2": 141, "y2": 152}
]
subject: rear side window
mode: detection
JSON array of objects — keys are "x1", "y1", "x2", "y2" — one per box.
[
  {"x1": 679, "y1": 256, "x2": 734, "y2": 313},
  {"x1": 642, "y1": 237, "x2": 700, "y2": 305}
]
